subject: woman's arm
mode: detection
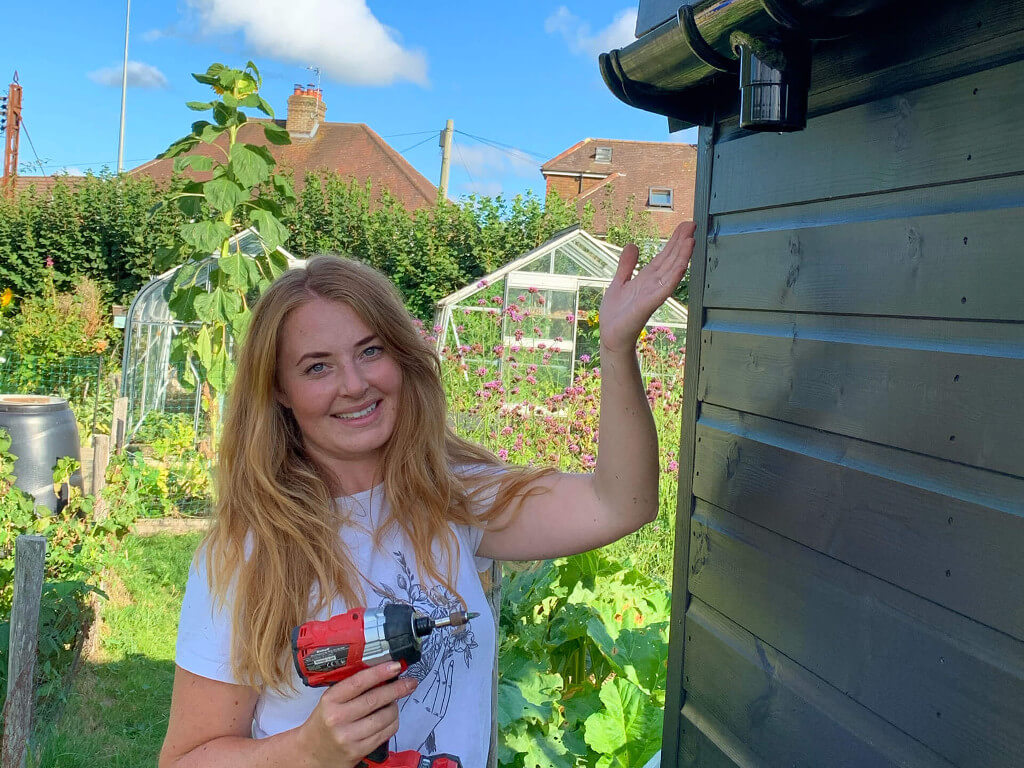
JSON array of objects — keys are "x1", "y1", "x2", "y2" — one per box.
[
  {"x1": 478, "y1": 221, "x2": 695, "y2": 562},
  {"x1": 159, "y1": 663, "x2": 416, "y2": 768}
]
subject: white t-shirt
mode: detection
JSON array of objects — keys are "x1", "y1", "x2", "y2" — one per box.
[{"x1": 175, "y1": 478, "x2": 497, "y2": 766}]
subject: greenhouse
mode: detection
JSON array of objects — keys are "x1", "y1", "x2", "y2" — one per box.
[
  {"x1": 434, "y1": 225, "x2": 688, "y2": 394},
  {"x1": 120, "y1": 228, "x2": 302, "y2": 442}
]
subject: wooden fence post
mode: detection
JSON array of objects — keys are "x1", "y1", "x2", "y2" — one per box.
[
  {"x1": 91, "y1": 433, "x2": 110, "y2": 522},
  {"x1": 111, "y1": 397, "x2": 128, "y2": 454},
  {"x1": 1, "y1": 535, "x2": 47, "y2": 768}
]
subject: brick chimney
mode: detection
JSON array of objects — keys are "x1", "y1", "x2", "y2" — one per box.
[{"x1": 286, "y1": 84, "x2": 327, "y2": 138}]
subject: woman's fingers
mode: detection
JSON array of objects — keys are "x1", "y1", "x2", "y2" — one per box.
[{"x1": 614, "y1": 242, "x2": 640, "y2": 285}]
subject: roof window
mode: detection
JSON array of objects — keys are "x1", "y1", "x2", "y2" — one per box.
[
  {"x1": 595, "y1": 146, "x2": 612, "y2": 163},
  {"x1": 648, "y1": 187, "x2": 673, "y2": 208}
]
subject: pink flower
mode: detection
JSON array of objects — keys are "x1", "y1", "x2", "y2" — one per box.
[
  {"x1": 497, "y1": 448, "x2": 509, "y2": 461},
  {"x1": 566, "y1": 313, "x2": 575, "y2": 323},
  {"x1": 667, "y1": 460, "x2": 679, "y2": 472},
  {"x1": 477, "y1": 298, "x2": 487, "y2": 306},
  {"x1": 433, "y1": 324, "x2": 443, "y2": 333},
  {"x1": 580, "y1": 354, "x2": 591, "y2": 363},
  {"x1": 45, "y1": 256, "x2": 54, "y2": 268},
  {"x1": 475, "y1": 366, "x2": 487, "y2": 376},
  {"x1": 478, "y1": 279, "x2": 489, "y2": 288}
]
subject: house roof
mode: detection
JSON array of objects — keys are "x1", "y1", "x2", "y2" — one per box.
[
  {"x1": 130, "y1": 119, "x2": 438, "y2": 211},
  {"x1": 542, "y1": 138, "x2": 698, "y2": 238},
  {"x1": 3, "y1": 174, "x2": 88, "y2": 196}
]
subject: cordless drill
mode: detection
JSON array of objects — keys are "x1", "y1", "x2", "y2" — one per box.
[{"x1": 292, "y1": 604, "x2": 478, "y2": 768}]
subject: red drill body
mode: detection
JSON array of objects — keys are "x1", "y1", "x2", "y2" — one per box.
[{"x1": 291, "y1": 604, "x2": 474, "y2": 768}]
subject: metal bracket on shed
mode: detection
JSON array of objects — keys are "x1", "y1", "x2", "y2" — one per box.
[
  {"x1": 599, "y1": 47, "x2": 717, "y2": 127},
  {"x1": 678, "y1": 4, "x2": 739, "y2": 73}
]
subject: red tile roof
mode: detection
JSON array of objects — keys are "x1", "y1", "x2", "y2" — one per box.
[
  {"x1": 542, "y1": 138, "x2": 697, "y2": 238},
  {"x1": 130, "y1": 119, "x2": 438, "y2": 211},
  {"x1": 3, "y1": 174, "x2": 88, "y2": 197}
]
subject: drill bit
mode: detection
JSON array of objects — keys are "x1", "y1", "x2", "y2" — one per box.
[{"x1": 434, "y1": 610, "x2": 479, "y2": 629}]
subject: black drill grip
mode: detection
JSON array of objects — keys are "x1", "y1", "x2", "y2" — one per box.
[{"x1": 358, "y1": 741, "x2": 389, "y2": 766}]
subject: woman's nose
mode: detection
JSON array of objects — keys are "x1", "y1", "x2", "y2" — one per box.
[{"x1": 337, "y1": 363, "x2": 368, "y2": 397}]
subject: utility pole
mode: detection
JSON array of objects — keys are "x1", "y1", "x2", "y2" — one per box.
[
  {"x1": 1, "y1": 74, "x2": 23, "y2": 199},
  {"x1": 438, "y1": 118, "x2": 453, "y2": 201},
  {"x1": 117, "y1": 0, "x2": 131, "y2": 174}
]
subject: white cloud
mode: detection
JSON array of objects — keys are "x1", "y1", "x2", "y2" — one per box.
[
  {"x1": 187, "y1": 0, "x2": 428, "y2": 86},
  {"x1": 455, "y1": 144, "x2": 538, "y2": 179},
  {"x1": 88, "y1": 61, "x2": 169, "y2": 89},
  {"x1": 545, "y1": 6, "x2": 637, "y2": 58},
  {"x1": 56, "y1": 167, "x2": 86, "y2": 176},
  {"x1": 142, "y1": 28, "x2": 164, "y2": 42}
]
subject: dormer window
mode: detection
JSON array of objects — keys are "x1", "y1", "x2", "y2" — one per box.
[
  {"x1": 648, "y1": 187, "x2": 673, "y2": 208},
  {"x1": 595, "y1": 146, "x2": 612, "y2": 163}
]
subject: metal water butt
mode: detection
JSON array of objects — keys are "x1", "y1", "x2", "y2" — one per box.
[{"x1": 0, "y1": 395, "x2": 83, "y2": 513}]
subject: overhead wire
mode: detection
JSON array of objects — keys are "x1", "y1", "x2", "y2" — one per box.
[
  {"x1": 398, "y1": 134, "x2": 437, "y2": 154},
  {"x1": 453, "y1": 138, "x2": 477, "y2": 192},
  {"x1": 18, "y1": 118, "x2": 48, "y2": 176},
  {"x1": 454, "y1": 129, "x2": 548, "y2": 164},
  {"x1": 381, "y1": 130, "x2": 437, "y2": 139}
]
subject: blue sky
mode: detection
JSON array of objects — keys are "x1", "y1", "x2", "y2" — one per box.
[{"x1": 4, "y1": 1, "x2": 696, "y2": 201}]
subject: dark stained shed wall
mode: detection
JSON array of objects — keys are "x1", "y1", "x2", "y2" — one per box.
[{"x1": 665, "y1": 7, "x2": 1024, "y2": 766}]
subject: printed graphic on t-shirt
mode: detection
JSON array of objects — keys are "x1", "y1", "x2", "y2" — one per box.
[{"x1": 372, "y1": 551, "x2": 478, "y2": 755}]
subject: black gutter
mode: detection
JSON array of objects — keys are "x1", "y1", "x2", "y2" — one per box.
[{"x1": 600, "y1": 0, "x2": 895, "y2": 131}]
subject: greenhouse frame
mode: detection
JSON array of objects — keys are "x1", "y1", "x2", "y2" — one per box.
[
  {"x1": 120, "y1": 229, "x2": 302, "y2": 442},
  {"x1": 434, "y1": 225, "x2": 688, "y2": 392}
]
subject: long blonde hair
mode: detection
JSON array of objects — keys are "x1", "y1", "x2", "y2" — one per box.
[{"x1": 205, "y1": 254, "x2": 549, "y2": 692}]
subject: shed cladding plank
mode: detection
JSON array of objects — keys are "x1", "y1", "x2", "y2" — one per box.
[
  {"x1": 681, "y1": 599, "x2": 958, "y2": 768},
  {"x1": 692, "y1": 404, "x2": 1024, "y2": 640},
  {"x1": 710, "y1": 57, "x2": 1024, "y2": 214},
  {"x1": 704, "y1": 175, "x2": 1024, "y2": 320},
  {"x1": 698, "y1": 310, "x2": 1024, "y2": 477},
  {"x1": 689, "y1": 502, "x2": 1024, "y2": 767}
]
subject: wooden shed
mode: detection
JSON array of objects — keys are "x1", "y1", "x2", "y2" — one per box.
[{"x1": 600, "y1": 1, "x2": 1024, "y2": 765}]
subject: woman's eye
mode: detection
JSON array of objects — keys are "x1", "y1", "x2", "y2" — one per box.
[
  {"x1": 305, "y1": 362, "x2": 327, "y2": 375},
  {"x1": 363, "y1": 346, "x2": 384, "y2": 359}
]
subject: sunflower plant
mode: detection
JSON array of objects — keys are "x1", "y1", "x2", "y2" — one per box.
[{"x1": 154, "y1": 61, "x2": 296, "y2": 447}]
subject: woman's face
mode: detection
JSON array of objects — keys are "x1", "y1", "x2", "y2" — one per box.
[{"x1": 275, "y1": 297, "x2": 403, "y2": 491}]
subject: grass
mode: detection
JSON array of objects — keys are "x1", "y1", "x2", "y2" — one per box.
[{"x1": 31, "y1": 532, "x2": 202, "y2": 767}]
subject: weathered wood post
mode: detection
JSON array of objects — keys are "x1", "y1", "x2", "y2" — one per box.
[
  {"x1": 1, "y1": 535, "x2": 47, "y2": 768},
  {"x1": 91, "y1": 433, "x2": 110, "y2": 522},
  {"x1": 111, "y1": 397, "x2": 128, "y2": 454}
]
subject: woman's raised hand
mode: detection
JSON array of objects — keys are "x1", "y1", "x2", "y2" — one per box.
[
  {"x1": 298, "y1": 662, "x2": 417, "y2": 767},
  {"x1": 598, "y1": 221, "x2": 696, "y2": 354}
]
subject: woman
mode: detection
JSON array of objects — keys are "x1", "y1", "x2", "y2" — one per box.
[{"x1": 159, "y1": 221, "x2": 695, "y2": 768}]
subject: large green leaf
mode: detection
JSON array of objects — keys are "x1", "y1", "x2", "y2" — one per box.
[
  {"x1": 180, "y1": 220, "x2": 232, "y2": 255},
  {"x1": 249, "y1": 209, "x2": 289, "y2": 250},
  {"x1": 263, "y1": 122, "x2": 291, "y2": 145},
  {"x1": 174, "y1": 154, "x2": 214, "y2": 173},
  {"x1": 193, "y1": 286, "x2": 241, "y2": 325},
  {"x1": 219, "y1": 249, "x2": 258, "y2": 292},
  {"x1": 159, "y1": 136, "x2": 199, "y2": 159},
  {"x1": 504, "y1": 720, "x2": 573, "y2": 768},
  {"x1": 230, "y1": 143, "x2": 272, "y2": 187},
  {"x1": 204, "y1": 177, "x2": 248, "y2": 213},
  {"x1": 208, "y1": 344, "x2": 232, "y2": 393},
  {"x1": 497, "y1": 680, "x2": 550, "y2": 729},
  {"x1": 196, "y1": 325, "x2": 213, "y2": 370},
  {"x1": 588, "y1": 618, "x2": 668, "y2": 694},
  {"x1": 186, "y1": 101, "x2": 214, "y2": 112},
  {"x1": 583, "y1": 678, "x2": 662, "y2": 768}
]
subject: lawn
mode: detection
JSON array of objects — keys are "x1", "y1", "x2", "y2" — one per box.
[{"x1": 31, "y1": 532, "x2": 202, "y2": 767}]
